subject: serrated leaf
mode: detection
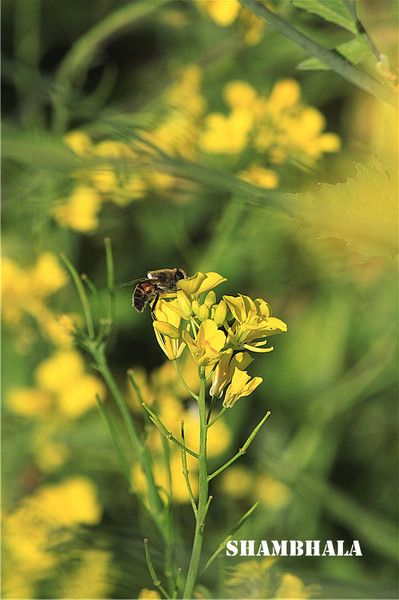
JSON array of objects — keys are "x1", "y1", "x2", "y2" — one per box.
[
  {"x1": 297, "y1": 36, "x2": 371, "y2": 70},
  {"x1": 292, "y1": 0, "x2": 357, "y2": 33},
  {"x1": 281, "y1": 162, "x2": 398, "y2": 259}
]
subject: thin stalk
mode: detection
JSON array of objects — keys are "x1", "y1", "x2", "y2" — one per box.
[
  {"x1": 60, "y1": 254, "x2": 95, "y2": 340},
  {"x1": 142, "y1": 401, "x2": 199, "y2": 459},
  {"x1": 181, "y1": 420, "x2": 198, "y2": 517},
  {"x1": 208, "y1": 411, "x2": 271, "y2": 481},
  {"x1": 93, "y1": 348, "x2": 163, "y2": 517},
  {"x1": 104, "y1": 237, "x2": 115, "y2": 322},
  {"x1": 240, "y1": 0, "x2": 397, "y2": 107},
  {"x1": 172, "y1": 359, "x2": 199, "y2": 401},
  {"x1": 183, "y1": 368, "x2": 209, "y2": 599},
  {"x1": 95, "y1": 394, "x2": 133, "y2": 489},
  {"x1": 202, "y1": 499, "x2": 261, "y2": 573},
  {"x1": 208, "y1": 406, "x2": 227, "y2": 428},
  {"x1": 144, "y1": 539, "x2": 169, "y2": 599}
]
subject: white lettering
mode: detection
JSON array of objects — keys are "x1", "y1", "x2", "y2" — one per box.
[
  {"x1": 226, "y1": 540, "x2": 238, "y2": 556},
  {"x1": 240, "y1": 540, "x2": 255, "y2": 556},
  {"x1": 322, "y1": 541, "x2": 336, "y2": 556},
  {"x1": 290, "y1": 540, "x2": 304, "y2": 556},
  {"x1": 305, "y1": 540, "x2": 320, "y2": 556}
]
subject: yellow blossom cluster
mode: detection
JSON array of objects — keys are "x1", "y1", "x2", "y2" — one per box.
[
  {"x1": 200, "y1": 78, "x2": 341, "y2": 178},
  {"x1": 129, "y1": 358, "x2": 231, "y2": 504},
  {"x1": 55, "y1": 65, "x2": 206, "y2": 233},
  {"x1": 8, "y1": 349, "x2": 104, "y2": 420},
  {"x1": 2, "y1": 477, "x2": 102, "y2": 599},
  {"x1": 2, "y1": 253, "x2": 75, "y2": 350},
  {"x1": 54, "y1": 71, "x2": 340, "y2": 233},
  {"x1": 152, "y1": 271, "x2": 286, "y2": 409}
]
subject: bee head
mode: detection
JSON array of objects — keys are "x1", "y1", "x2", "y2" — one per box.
[{"x1": 174, "y1": 268, "x2": 187, "y2": 281}]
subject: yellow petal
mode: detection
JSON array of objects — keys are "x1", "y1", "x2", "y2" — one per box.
[
  {"x1": 197, "y1": 272, "x2": 227, "y2": 295},
  {"x1": 176, "y1": 290, "x2": 192, "y2": 319},
  {"x1": 177, "y1": 272, "x2": 207, "y2": 295},
  {"x1": 153, "y1": 321, "x2": 181, "y2": 339},
  {"x1": 213, "y1": 299, "x2": 228, "y2": 326},
  {"x1": 223, "y1": 295, "x2": 246, "y2": 323}
]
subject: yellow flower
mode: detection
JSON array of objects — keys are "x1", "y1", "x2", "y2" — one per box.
[
  {"x1": 183, "y1": 319, "x2": 226, "y2": 366},
  {"x1": 223, "y1": 294, "x2": 287, "y2": 351},
  {"x1": 138, "y1": 589, "x2": 161, "y2": 599},
  {"x1": 255, "y1": 474, "x2": 291, "y2": 509},
  {"x1": 7, "y1": 388, "x2": 53, "y2": 417},
  {"x1": 35, "y1": 350, "x2": 85, "y2": 394},
  {"x1": 196, "y1": 0, "x2": 240, "y2": 26},
  {"x1": 57, "y1": 374, "x2": 104, "y2": 418},
  {"x1": 177, "y1": 271, "x2": 226, "y2": 297},
  {"x1": 275, "y1": 573, "x2": 312, "y2": 599},
  {"x1": 223, "y1": 367, "x2": 263, "y2": 407},
  {"x1": 153, "y1": 298, "x2": 186, "y2": 360},
  {"x1": 210, "y1": 349, "x2": 253, "y2": 397},
  {"x1": 220, "y1": 465, "x2": 255, "y2": 498},
  {"x1": 239, "y1": 164, "x2": 279, "y2": 189},
  {"x1": 64, "y1": 130, "x2": 92, "y2": 155},
  {"x1": 54, "y1": 185, "x2": 102, "y2": 232},
  {"x1": 267, "y1": 78, "x2": 301, "y2": 113},
  {"x1": 30, "y1": 252, "x2": 68, "y2": 296},
  {"x1": 200, "y1": 109, "x2": 254, "y2": 154},
  {"x1": 37, "y1": 477, "x2": 102, "y2": 526},
  {"x1": 224, "y1": 81, "x2": 258, "y2": 109},
  {"x1": 59, "y1": 549, "x2": 111, "y2": 599}
]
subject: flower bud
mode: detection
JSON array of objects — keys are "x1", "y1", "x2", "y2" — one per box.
[
  {"x1": 192, "y1": 300, "x2": 200, "y2": 315},
  {"x1": 214, "y1": 299, "x2": 227, "y2": 326},
  {"x1": 197, "y1": 304, "x2": 210, "y2": 321},
  {"x1": 176, "y1": 290, "x2": 192, "y2": 319},
  {"x1": 153, "y1": 321, "x2": 180, "y2": 339},
  {"x1": 204, "y1": 291, "x2": 216, "y2": 308}
]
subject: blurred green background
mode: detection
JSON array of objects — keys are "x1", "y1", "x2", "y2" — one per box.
[{"x1": 2, "y1": 1, "x2": 398, "y2": 599}]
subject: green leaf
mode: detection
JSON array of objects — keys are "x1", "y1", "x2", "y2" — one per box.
[
  {"x1": 291, "y1": 0, "x2": 357, "y2": 33},
  {"x1": 298, "y1": 36, "x2": 371, "y2": 70},
  {"x1": 281, "y1": 161, "x2": 398, "y2": 259}
]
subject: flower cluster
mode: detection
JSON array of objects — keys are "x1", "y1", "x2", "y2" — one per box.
[
  {"x1": 200, "y1": 79, "x2": 341, "y2": 175},
  {"x1": 2, "y1": 253, "x2": 73, "y2": 350},
  {"x1": 55, "y1": 71, "x2": 340, "y2": 234},
  {"x1": 3, "y1": 477, "x2": 105, "y2": 599},
  {"x1": 152, "y1": 272, "x2": 286, "y2": 408}
]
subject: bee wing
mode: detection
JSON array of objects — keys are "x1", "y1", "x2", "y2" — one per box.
[{"x1": 119, "y1": 278, "x2": 147, "y2": 288}]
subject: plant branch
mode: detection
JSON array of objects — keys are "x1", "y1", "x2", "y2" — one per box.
[
  {"x1": 183, "y1": 368, "x2": 209, "y2": 598},
  {"x1": 208, "y1": 411, "x2": 271, "y2": 481},
  {"x1": 172, "y1": 359, "x2": 199, "y2": 401},
  {"x1": 144, "y1": 538, "x2": 169, "y2": 599},
  {"x1": 240, "y1": 0, "x2": 396, "y2": 107},
  {"x1": 202, "y1": 499, "x2": 261, "y2": 573},
  {"x1": 141, "y1": 401, "x2": 199, "y2": 459}
]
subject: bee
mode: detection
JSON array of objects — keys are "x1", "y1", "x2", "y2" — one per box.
[{"x1": 121, "y1": 268, "x2": 187, "y2": 313}]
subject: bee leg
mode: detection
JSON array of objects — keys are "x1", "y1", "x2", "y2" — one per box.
[{"x1": 150, "y1": 293, "x2": 160, "y2": 320}]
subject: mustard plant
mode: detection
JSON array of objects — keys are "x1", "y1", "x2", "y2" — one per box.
[{"x1": 62, "y1": 242, "x2": 287, "y2": 599}]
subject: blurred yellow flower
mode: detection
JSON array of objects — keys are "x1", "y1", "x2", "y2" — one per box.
[
  {"x1": 58, "y1": 373, "x2": 104, "y2": 418},
  {"x1": 7, "y1": 388, "x2": 53, "y2": 417},
  {"x1": 59, "y1": 549, "x2": 111, "y2": 599},
  {"x1": 196, "y1": 0, "x2": 240, "y2": 26},
  {"x1": 219, "y1": 465, "x2": 255, "y2": 498},
  {"x1": 53, "y1": 185, "x2": 102, "y2": 232},
  {"x1": 3, "y1": 476, "x2": 102, "y2": 595},
  {"x1": 255, "y1": 474, "x2": 291, "y2": 508},
  {"x1": 65, "y1": 130, "x2": 92, "y2": 155},
  {"x1": 138, "y1": 589, "x2": 161, "y2": 599},
  {"x1": 200, "y1": 108, "x2": 254, "y2": 153},
  {"x1": 275, "y1": 573, "x2": 313, "y2": 599},
  {"x1": 239, "y1": 164, "x2": 279, "y2": 189},
  {"x1": 35, "y1": 350, "x2": 85, "y2": 394}
]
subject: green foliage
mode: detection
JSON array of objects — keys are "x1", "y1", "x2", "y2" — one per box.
[{"x1": 291, "y1": 0, "x2": 357, "y2": 33}]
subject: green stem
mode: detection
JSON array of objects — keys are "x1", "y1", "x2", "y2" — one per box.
[
  {"x1": 183, "y1": 368, "x2": 209, "y2": 599},
  {"x1": 208, "y1": 411, "x2": 271, "y2": 481},
  {"x1": 240, "y1": 0, "x2": 396, "y2": 107},
  {"x1": 142, "y1": 401, "x2": 199, "y2": 459},
  {"x1": 172, "y1": 359, "x2": 199, "y2": 401},
  {"x1": 181, "y1": 420, "x2": 198, "y2": 518},
  {"x1": 93, "y1": 348, "x2": 163, "y2": 518},
  {"x1": 144, "y1": 538, "x2": 169, "y2": 599},
  {"x1": 60, "y1": 254, "x2": 95, "y2": 340}
]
